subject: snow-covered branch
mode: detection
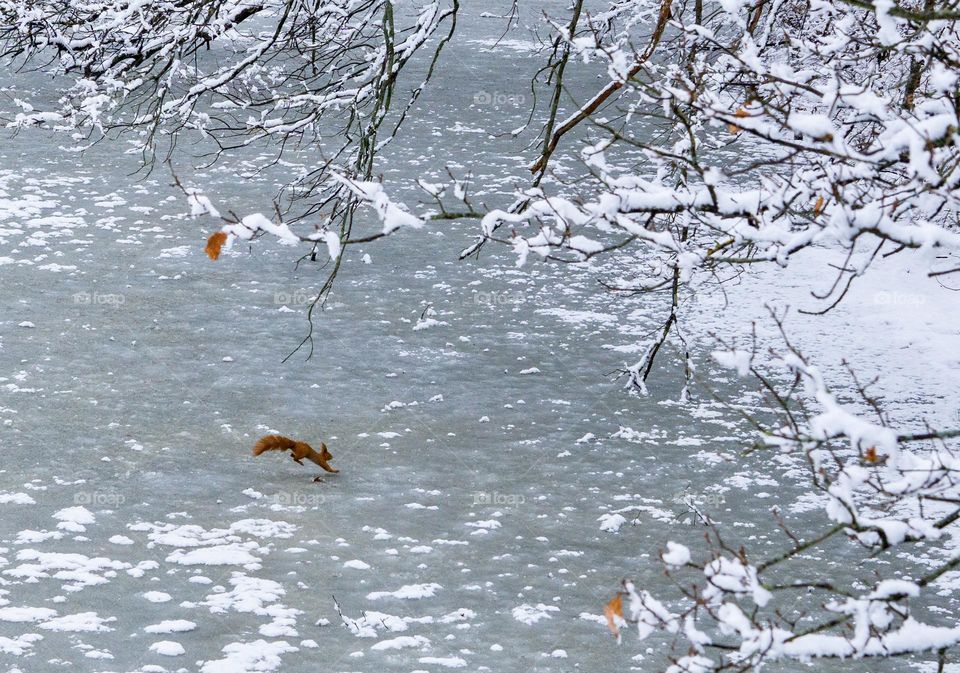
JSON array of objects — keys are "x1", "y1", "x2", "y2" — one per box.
[{"x1": 613, "y1": 322, "x2": 960, "y2": 670}]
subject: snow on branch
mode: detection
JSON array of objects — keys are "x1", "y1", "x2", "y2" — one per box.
[
  {"x1": 613, "y1": 323, "x2": 960, "y2": 669},
  {"x1": 330, "y1": 174, "x2": 424, "y2": 235}
]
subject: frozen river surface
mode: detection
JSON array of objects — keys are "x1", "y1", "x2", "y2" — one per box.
[{"x1": 0, "y1": 6, "x2": 944, "y2": 673}]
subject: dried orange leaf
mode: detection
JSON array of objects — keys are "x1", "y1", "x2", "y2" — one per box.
[
  {"x1": 814, "y1": 196, "x2": 826, "y2": 216},
  {"x1": 728, "y1": 107, "x2": 750, "y2": 134},
  {"x1": 205, "y1": 231, "x2": 228, "y2": 261},
  {"x1": 604, "y1": 593, "x2": 623, "y2": 639}
]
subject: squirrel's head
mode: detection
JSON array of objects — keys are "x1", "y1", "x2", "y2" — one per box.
[{"x1": 320, "y1": 442, "x2": 333, "y2": 461}]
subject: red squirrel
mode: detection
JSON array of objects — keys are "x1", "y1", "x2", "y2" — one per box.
[{"x1": 253, "y1": 435, "x2": 339, "y2": 473}]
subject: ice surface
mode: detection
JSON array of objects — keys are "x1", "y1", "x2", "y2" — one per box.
[{"x1": 0, "y1": 3, "x2": 955, "y2": 672}]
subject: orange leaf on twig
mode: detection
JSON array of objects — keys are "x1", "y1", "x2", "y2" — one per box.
[
  {"x1": 205, "y1": 231, "x2": 228, "y2": 261},
  {"x1": 604, "y1": 593, "x2": 624, "y2": 640},
  {"x1": 728, "y1": 107, "x2": 750, "y2": 134},
  {"x1": 813, "y1": 196, "x2": 826, "y2": 216}
]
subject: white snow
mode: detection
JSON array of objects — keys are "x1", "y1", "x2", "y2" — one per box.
[
  {"x1": 343, "y1": 559, "x2": 371, "y2": 570},
  {"x1": 38, "y1": 612, "x2": 115, "y2": 632},
  {"x1": 371, "y1": 635, "x2": 430, "y2": 650},
  {"x1": 598, "y1": 513, "x2": 628, "y2": 532},
  {"x1": 0, "y1": 606, "x2": 58, "y2": 622},
  {"x1": 661, "y1": 542, "x2": 691, "y2": 567},
  {"x1": 144, "y1": 620, "x2": 198, "y2": 634},
  {"x1": 367, "y1": 583, "x2": 442, "y2": 600},
  {"x1": 142, "y1": 591, "x2": 172, "y2": 603},
  {"x1": 512, "y1": 603, "x2": 560, "y2": 625},
  {"x1": 149, "y1": 640, "x2": 186, "y2": 656}
]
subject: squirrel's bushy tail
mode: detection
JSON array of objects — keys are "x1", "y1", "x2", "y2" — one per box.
[{"x1": 252, "y1": 434, "x2": 297, "y2": 456}]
